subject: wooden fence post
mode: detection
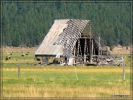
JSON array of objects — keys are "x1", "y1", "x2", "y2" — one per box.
[
  {"x1": 122, "y1": 57, "x2": 126, "y2": 81},
  {"x1": 17, "y1": 64, "x2": 20, "y2": 78}
]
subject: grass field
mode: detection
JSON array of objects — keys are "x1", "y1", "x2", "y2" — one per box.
[{"x1": 2, "y1": 48, "x2": 132, "y2": 97}]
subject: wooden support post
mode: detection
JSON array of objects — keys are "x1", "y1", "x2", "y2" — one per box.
[
  {"x1": 84, "y1": 38, "x2": 87, "y2": 64},
  {"x1": 40, "y1": 57, "x2": 43, "y2": 64},
  {"x1": 89, "y1": 38, "x2": 91, "y2": 63},
  {"x1": 89, "y1": 23, "x2": 92, "y2": 63},
  {"x1": 92, "y1": 39, "x2": 93, "y2": 55},
  {"x1": 98, "y1": 36, "x2": 100, "y2": 56},
  {"x1": 45, "y1": 57, "x2": 48, "y2": 65},
  {"x1": 122, "y1": 56, "x2": 126, "y2": 81},
  {"x1": 73, "y1": 46, "x2": 76, "y2": 65},
  {"x1": 77, "y1": 39, "x2": 80, "y2": 57},
  {"x1": 91, "y1": 39, "x2": 94, "y2": 63},
  {"x1": 78, "y1": 39, "x2": 83, "y2": 64},
  {"x1": 98, "y1": 36, "x2": 101, "y2": 65},
  {"x1": 79, "y1": 41, "x2": 82, "y2": 57},
  {"x1": 122, "y1": 64, "x2": 125, "y2": 81},
  {"x1": 17, "y1": 64, "x2": 20, "y2": 78}
]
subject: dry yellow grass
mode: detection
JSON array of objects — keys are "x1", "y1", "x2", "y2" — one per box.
[
  {"x1": 3, "y1": 85, "x2": 130, "y2": 97},
  {"x1": 3, "y1": 67, "x2": 130, "y2": 73},
  {"x1": 3, "y1": 67, "x2": 131, "y2": 97}
]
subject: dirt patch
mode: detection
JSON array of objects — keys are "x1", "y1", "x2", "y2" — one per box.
[{"x1": 110, "y1": 46, "x2": 132, "y2": 55}]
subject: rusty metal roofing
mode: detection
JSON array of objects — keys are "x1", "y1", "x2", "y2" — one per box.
[{"x1": 35, "y1": 19, "x2": 90, "y2": 56}]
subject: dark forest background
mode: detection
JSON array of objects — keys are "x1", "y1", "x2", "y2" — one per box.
[{"x1": 2, "y1": 1, "x2": 132, "y2": 47}]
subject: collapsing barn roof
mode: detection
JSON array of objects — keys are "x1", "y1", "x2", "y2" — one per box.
[
  {"x1": 35, "y1": 19, "x2": 68, "y2": 56},
  {"x1": 35, "y1": 19, "x2": 124, "y2": 66},
  {"x1": 35, "y1": 19, "x2": 93, "y2": 56}
]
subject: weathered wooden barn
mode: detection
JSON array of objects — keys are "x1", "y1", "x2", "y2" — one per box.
[{"x1": 35, "y1": 19, "x2": 110, "y2": 65}]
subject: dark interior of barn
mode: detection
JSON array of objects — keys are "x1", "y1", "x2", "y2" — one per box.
[{"x1": 73, "y1": 37, "x2": 99, "y2": 63}]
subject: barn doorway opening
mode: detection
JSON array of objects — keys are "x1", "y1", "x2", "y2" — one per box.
[{"x1": 74, "y1": 38, "x2": 99, "y2": 64}]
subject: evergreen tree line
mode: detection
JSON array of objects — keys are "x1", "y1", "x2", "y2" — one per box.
[{"x1": 2, "y1": 2, "x2": 132, "y2": 47}]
